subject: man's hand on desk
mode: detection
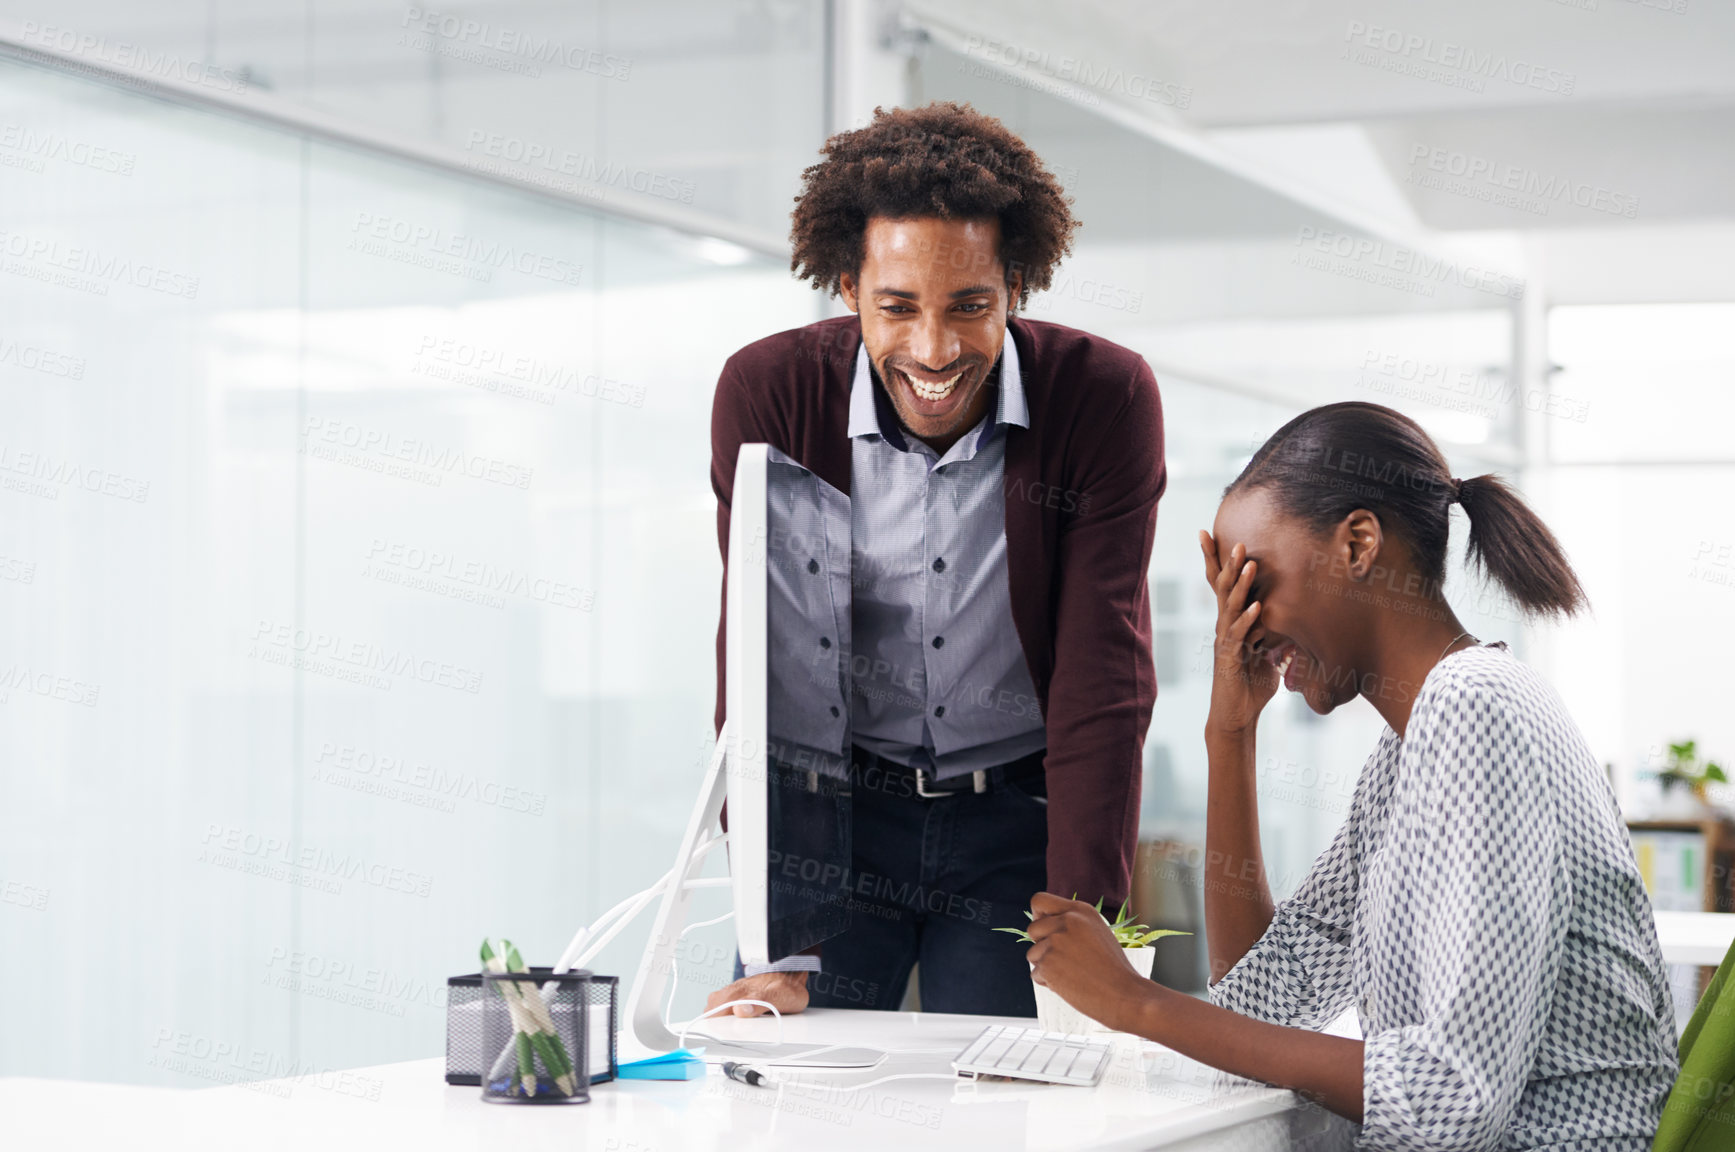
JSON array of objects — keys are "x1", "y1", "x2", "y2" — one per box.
[{"x1": 705, "y1": 971, "x2": 810, "y2": 1017}]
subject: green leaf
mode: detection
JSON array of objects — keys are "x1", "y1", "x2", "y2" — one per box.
[{"x1": 1708, "y1": 764, "x2": 1727, "y2": 783}]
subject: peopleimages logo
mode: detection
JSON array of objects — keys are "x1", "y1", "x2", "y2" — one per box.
[
  {"x1": 0, "y1": 444, "x2": 150, "y2": 503},
  {"x1": 299, "y1": 416, "x2": 534, "y2": 490},
  {"x1": 0, "y1": 334, "x2": 86, "y2": 379},
  {"x1": 0, "y1": 124, "x2": 136, "y2": 176},
  {"x1": 364, "y1": 538, "x2": 594, "y2": 611},
  {"x1": 0, "y1": 228, "x2": 200, "y2": 299},
  {"x1": 1342, "y1": 20, "x2": 1576, "y2": 95},
  {"x1": 398, "y1": 7, "x2": 631, "y2": 80},
  {"x1": 148, "y1": 1028, "x2": 384, "y2": 1099},
  {"x1": 249, "y1": 619, "x2": 485, "y2": 695},
  {"x1": 1405, "y1": 145, "x2": 1639, "y2": 219},
  {"x1": 349, "y1": 213, "x2": 582, "y2": 286},
  {"x1": 18, "y1": 22, "x2": 251, "y2": 94},
  {"x1": 312, "y1": 740, "x2": 548, "y2": 816},
  {"x1": 958, "y1": 34, "x2": 1193, "y2": 109},
  {"x1": 1292, "y1": 226, "x2": 1525, "y2": 300},
  {"x1": 199, "y1": 824, "x2": 434, "y2": 898},
  {"x1": 463, "y1": 133, "x2": 695, "y2": 204},
  {"x1": 412, "y1": 336, "x2": 645, "y2": 408},
  {"x1": 0, "y1": 665, "x2": 101, "y2": 707}
]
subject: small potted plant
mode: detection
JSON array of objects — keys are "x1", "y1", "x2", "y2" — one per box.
[
  {"x1": 998, "y1": 898, "x2": 1191, "y2": 1035},
  {"x1": 1654, "y1": 739, "x2": 1727, "y2": 813}
]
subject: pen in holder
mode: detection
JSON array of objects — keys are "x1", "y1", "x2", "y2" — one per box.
[
  {"x1": 447, "y1": 971, "x2": 617, "y2": 1086},
  {"x1": 480, "y1": 968, "x2": 592, "y2": 1104}
]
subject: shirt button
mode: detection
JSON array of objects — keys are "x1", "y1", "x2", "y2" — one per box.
[
  {"x1": 819, "y1": 637, "x2": 831, "y2": 649},
  {"x1": 830, "y1": 706, "x2": 840, "y2": 717},
  {"x1": 807, "y1": 558, "x2": 819, "y2": 575},
  {"x1": 934, "y1": 706, "x2": 945, "y2": 718},
  {"x1": 932, "y1": 558, "x2": 946, "y2": 573},
  {"x1": 932, "y1": 636, "x2": 944, "y2": 649}
]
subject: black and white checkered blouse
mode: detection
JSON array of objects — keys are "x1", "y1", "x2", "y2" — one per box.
[{"x1": 1210, "y1": 641, "x2": 1679, "y2": 1149}]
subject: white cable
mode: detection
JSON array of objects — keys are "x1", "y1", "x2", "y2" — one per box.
[
  {"x1": 555, "y1": 831, "x2": 729, "y2": 974},
  {"x1": 663, "y1": 908, "x2": 735, "y2": 1031},
  {"x1": 676, "y1": 999, "x2": 784, "y2": 1052},
  {"x1": 571, "y1": 832, "x2": 725, "y2": 967},
  {"x1": 555, "y1": 887, "x2": 659, "y2": 973},
  {"x1": 716, "y1": 1040, "x2": 949, "y2": 1065}
]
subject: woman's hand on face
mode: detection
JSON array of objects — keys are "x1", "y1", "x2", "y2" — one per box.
[
  {"x1": 1199, "y1": 530, "x2": 1278, "y2": 735},
  {"x1": 1024, "y1": 893, "x2": 1157, "y2": 1034}
]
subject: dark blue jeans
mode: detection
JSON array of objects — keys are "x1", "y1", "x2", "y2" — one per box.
[{"x1": 804, "y1": 746, "x2": 1049, "y2": 1016}]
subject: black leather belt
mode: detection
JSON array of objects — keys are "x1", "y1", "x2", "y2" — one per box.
[{"x1": 852, "y1": 746, "x2": 1045, "y2": 799}]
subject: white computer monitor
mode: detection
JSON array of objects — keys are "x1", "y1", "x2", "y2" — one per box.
[
  {"x1": 626, "y1": 444, "x2": 875, "y2": 1066},
  {"x1": 725, "y1": 443, "x2": 771, "y2": 961},
  {"x1": 726, "y1": 443, "x2": 853, "y2": 967}
]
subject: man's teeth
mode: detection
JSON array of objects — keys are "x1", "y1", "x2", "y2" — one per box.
[
  {"x1": 1276, "y1": 652, "x2": 1294, "y2": 678},
  {"x1": 904, "y1": 370, "x2": 962, "y2": 402}
]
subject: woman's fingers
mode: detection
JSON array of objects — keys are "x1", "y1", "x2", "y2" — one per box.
[
  {"x1": 1231, "y1": 558, "x2": 1255, "y2": 609},
  {"x1": 1199, "y1": 530, "x2": 1221, "y2": 585},
  {"x1": 1029, "y1": 891, "x2": 1077, "y2": 917},
  {"x1": 1227, "y1": 598, "x2": 1261, "y2": 644},
  {"x1": 1213, "y1": 558, "x2": 1256, "y2": 641},
  {"x1": 1026, "y1": 939, "x2": 1050, "y2": 982},
  {"x1": 1213, "y1": 543, "x2": 1244, "y2": 601}
]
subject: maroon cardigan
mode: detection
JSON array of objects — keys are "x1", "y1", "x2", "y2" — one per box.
[{"x1": 710, "y1": 313, "x2": 1166, "y2": 905}]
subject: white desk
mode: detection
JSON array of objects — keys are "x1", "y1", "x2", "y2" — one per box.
[
  {"x1": 1655, "y1": 911, "x2": 1735, "y2": 966},
  {"x1": 4, "y1": 1009, "x2": 1355, "y2": 1151}
]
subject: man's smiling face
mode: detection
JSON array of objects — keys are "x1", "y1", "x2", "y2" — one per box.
[{"x1": 840, "y1": 216, "x2": 1022, "y2": 453}]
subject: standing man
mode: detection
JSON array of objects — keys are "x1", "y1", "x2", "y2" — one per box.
[{"x1": 707, "y1": 102, "x2": 1166, "y2": 1018}]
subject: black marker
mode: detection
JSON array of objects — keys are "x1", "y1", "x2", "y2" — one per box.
[{"x1": 722, "y1": 1060, "x2": 770, "y2": 1087}]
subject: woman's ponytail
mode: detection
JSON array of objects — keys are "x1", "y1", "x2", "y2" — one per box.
[
  {"x1": 1228, "y1": 401, "x2": 1589, "y2": 622},
  {"x1": 1455, "y1": 474, "x2": 1588, "y2": 619}
]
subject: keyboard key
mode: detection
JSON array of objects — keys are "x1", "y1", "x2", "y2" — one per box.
[
  {"x1": 1021, "y1": 1041, "x2": 1058, "y2": 1072},
  {"x1": 956, "y1": 1030, "x2": 996, "y2": 1065},
  {"x1": 1042, "y1": 1045, "x2": 1076, "y2": 1076}
]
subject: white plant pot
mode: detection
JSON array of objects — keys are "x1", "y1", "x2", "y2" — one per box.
[{"x1": 1031, "y1": 947, "x2": 1155, "y2": 1035}]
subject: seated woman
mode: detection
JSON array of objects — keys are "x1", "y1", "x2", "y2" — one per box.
[{"x1": 1023, "y1": 401, "x2": 1678, "y2": 1148}]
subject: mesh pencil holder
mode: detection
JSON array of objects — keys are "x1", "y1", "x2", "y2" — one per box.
[
  {"x1": 448, "y1": 971, "x2": 617, "y2": 1086},
  {"x1": 480, "y1": 969, "x2": 592, "y2": 1104},
  {"x1": 585, "y1": 975, "x2": 619, "y2": 1082}
]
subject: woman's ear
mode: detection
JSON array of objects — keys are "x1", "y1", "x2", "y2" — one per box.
[{"x1": 1342, "y1": 509, "x2": 1383, "y2": 582}]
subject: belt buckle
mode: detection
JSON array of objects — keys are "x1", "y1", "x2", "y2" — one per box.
[
  {"x1": 914, "y1": 767, "x2": 947, "y2": 799},
  {"x1": 914, "y1": 768, "x2": 987, "y2": 797}
]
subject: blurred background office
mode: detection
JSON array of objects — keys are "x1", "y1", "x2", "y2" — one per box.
[{"x1": 4, "y1": 0, "x2": 1733, "y2": 1087}]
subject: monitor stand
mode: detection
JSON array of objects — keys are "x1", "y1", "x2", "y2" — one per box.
[{"x1": 624, "y1": 723, "x2": 883, "y2": 1068}]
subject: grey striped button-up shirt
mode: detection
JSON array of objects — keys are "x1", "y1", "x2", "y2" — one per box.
[{"x1": 848, "y1": 327, "x2": 1047, "y2": 781}]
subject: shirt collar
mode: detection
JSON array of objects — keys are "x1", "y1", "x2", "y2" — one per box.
[{"x1": 848, "y1": 326, "x2": 1028, "y2": 450}]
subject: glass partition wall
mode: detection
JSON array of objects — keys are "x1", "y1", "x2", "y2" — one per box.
[{"x1": 0, "y1": 53, "x2": 821, "y2": 1084}]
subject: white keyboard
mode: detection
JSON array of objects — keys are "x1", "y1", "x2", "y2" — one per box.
[{"x1": 952, "y1": 1024, "x2": 1113, "y2": 1086}]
